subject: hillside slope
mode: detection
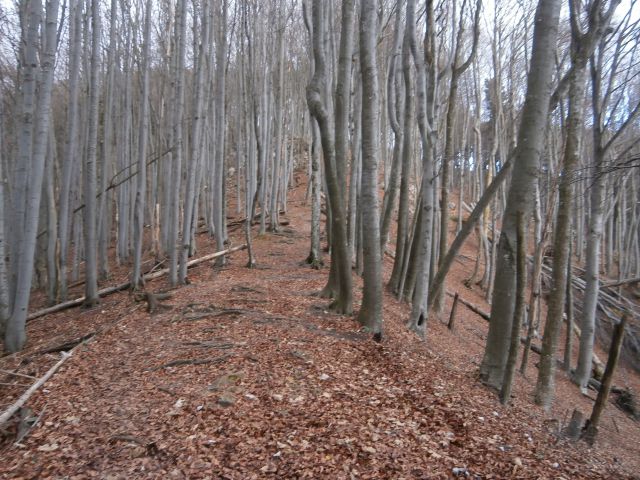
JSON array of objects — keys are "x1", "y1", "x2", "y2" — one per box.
[{"x1": 1, "y1": 184, "x2": 638, "y2": 479}]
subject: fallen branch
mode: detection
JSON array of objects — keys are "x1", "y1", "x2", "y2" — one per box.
[
  {"x1": 0, "y1": 369, "x2": 36, "y2": 380},
  {"x1": 27, "y1": 245, "x2": 247, "y2": 322},
  {"x1": 601, "y1": 277, "x2": 640, "y2": 288},
  {"x1": 0, "y1": 352, "x2": 72, "y2": 427},
  {"x1": 446, "y1": 290, "x2": 490, "y2": 321},
  {"x1": 444, "y1": 291, "x2": 607, "y2": 375},
  {"x1": 37, "y1": 332, "x2": 96, "y2": 355}
]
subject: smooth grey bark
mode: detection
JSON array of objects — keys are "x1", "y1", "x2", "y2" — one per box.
[
  {"x1": 0, "y1": 107, "x2": 8, "y2": 336},
  {"x1": 521, "y1": 181, "x2": 550, "y2": 374},
  {"x1": 428, "y1": 156, "x2": 514, "y2": 308},
  {"x1": 348, "y1": 78, "x2": 362, "y2": 259},
  {"x1": 564, "y1": 239, "x2": 575, "y2": 371},
  {"x1": 97, "y1": 0, "x2": 118, "y2": 281},
  {"x1": 179, "y1": 0, "x2": 210, "y2": 284},
  {"x1": 575, "y1": 14, "x2": 640, "y2": 387},
  {"x1": 131, "y1": 0, "x2": 153, "y2": 290},
  {"x1": 480, "y1": 0, "x2": 561, "y2": 389},
  {"x1": 306, "y1": 0, "x2": 352, "y2": 314},
  {"x1": 168, "y1": 0, "x2": 187, "y2": 286},
  {"x1": 433, "y1": 0, "x2": 481, "y2": 316},
  {"x1": 407, "y1": 0, "x2": 436, "y2": 336},
  {"x1": 82, "y1": 0, "x2": 101, "y2": 307},
  {"x1": 500, "y1": 211, "x2": 526, "y2": 405},
  {"x1": 307, "y1": 120, "x2": 323, "y2": 268},
  {"x1": 44, "y1": 123, "x2": 58, "y2": 303},
  {"x1": 57, "y1": 0, "x2": 82, "y2": 301},
  {"x1": 535, "y1": 66, "x2": 587, "y2": 408},
  {"x1": 212, "y1": 0, "x2": 228, "y2": 265},
  {"x1": 269, "y1": 25, "x2": 285, "y2": 232},
  {"x1": 356, "y1": 0, "x2": 382, "y2": 339},
  {"x1": 5, "y1": 0, "x2": 60, "y2": 352},
  {"x1": 334, "y1": 0, "x2": 354, "y2": 212},
  {"x1": 319, "y1": 0, "x2": 354, "y2": 298},
  {"x1": 388, "y1": 34, "x2": 413, "y2": 293},
  {"x1": 537, "y1": 0, "x2": 621, "y2": 408},
  {"x1": 380, "y1": 2, "x2": 404, "y2": 252}
]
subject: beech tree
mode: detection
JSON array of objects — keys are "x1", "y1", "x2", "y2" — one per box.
[
  {"x1": 0, "y1": 0, "x2": 638, "y2": 433},
  {"x1": 4, "y1": 0, "x2": 60, "y2": 352},
  {"x1": 480, "y1": 0, "x2": 561, "y2": 389},
  {"x1": 357, "y1": 0, "x2": 382, "y2": 339},
  {"x1": 306, "y1": 0, "x2": 352, "y2": 314}
]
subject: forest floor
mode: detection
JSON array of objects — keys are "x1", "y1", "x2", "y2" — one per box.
[{"x1": 1, "y1": 178, "x2": 639, "y2": 479}]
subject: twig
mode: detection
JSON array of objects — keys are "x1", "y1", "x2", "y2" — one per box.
[
  {"x1": 0, "y1": 352, "x2": 72, "y2": 427},
  {"x1": 0, "y1": 369, "x2": 36, "y2": 380}
]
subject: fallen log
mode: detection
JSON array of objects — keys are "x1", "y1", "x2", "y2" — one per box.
[
  {"x1": 445, "y1": 290, "x2": 490, "y2": 321},
  {"x1": 444, "y1": 291, "x2": 606, "y2": 377},
  {"x1": 0, "y1": 352, "x2": 72, "y2": 427},
  {"x1": 27, "y1": 245, "x2": 247, "y2": 322},
  {"x1": 601, "y1": 277, "x2": 640, "y2": 288}
]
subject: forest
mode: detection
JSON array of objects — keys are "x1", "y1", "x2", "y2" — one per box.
[{"x1": 0, "y1": 0, "x2": 639, "y2": 477}]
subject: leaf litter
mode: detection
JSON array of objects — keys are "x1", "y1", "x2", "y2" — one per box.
[{"x1": 0, "y1": 183, "x2": 639, "y2": 479}]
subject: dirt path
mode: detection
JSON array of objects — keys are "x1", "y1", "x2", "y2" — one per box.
[{"x1": 1, "y1": 186, "x2": 638, "y2": 479}]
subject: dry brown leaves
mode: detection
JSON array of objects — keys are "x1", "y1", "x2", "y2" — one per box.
[{"x1": 1, "y1": 184, "x2": 638, "y2": 479}]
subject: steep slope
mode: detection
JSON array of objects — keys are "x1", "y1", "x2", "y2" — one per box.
[{"x1": 0, "y1": 183, "x2": 638, "y2": 479}]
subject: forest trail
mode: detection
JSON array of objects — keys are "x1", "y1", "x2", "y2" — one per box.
[{"x1": 1, "y1": 184, "x2": 639, "y2": 479}]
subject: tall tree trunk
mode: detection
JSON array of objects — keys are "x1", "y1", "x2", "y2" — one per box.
[
  {"x1": 168, "y1": 0, "x2": 187, "y2": 286},
  {"x1": 5, "y1": 0, "x2": 60, "y2": 352},
  {"x1": 82, "y1": 0, "x2": 101, "y2": 307},
  {"x1": 0, "y1": 108, "x2": 9, "y2": 337},
  {"x1": 480, "y1": 0, "x2": 561, "y2": 389},
  {"x1": 57, "y1": 0, "x2": 82, "y2": 301},
  {"x1": 212, "y1": 0, "x2": 228, "y2": 265},
  {"x1": 388, "y1": 34, "x2": 413, "y2": 293},
  {"x1": 357, "y1": 0, "x2": 382, "y2": 339},
  {"x1": 131, "y1": 0, "x2": 153, "y2": 290},
  {"x1": 433, "y1": 0, "x2": 481, "y2": 316},
  {"x1": 306, "y1": 0, "x2": 352, "y2": 314},
  {"x1": 407, "y1": 0, "x2": 437, "y2": 336}
]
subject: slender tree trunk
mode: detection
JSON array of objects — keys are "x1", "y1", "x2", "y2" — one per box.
[
  {"x1": 0, "y1": 110, "x2": 9, "y2": 337},
  {"x1": 380, "y1": 4, "x2": 404, "y2": 252},
  {"x1": 212, "y1": 0, "x2": 228, "y2": 265},
  {"x1": 168, "y1": 0, "x2": 187, "y2": 286},
  {"x1": 131, "y1": 0, "x2": 153, "y2": 290},
  {"x1": 500, "y1": 212, "x2": 527, "y2": 405},
  {"x1": 357, "y1": 0, "x2": 382, "y2": 339},
  {"x1": 82, "y1": 0, "x2": 101, "y2": 306},
  {"x1": 58, "y1": 0, "x2": 82, "y2": 301},
  {"x1": 389, "y1": 35, "x2": 413, "y2": 293}
]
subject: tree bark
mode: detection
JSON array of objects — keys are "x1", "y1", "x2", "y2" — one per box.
[
  {"x1": 356, "y1": 0, "x2": 383, "y2": 339},
  {"x1": 480, "y1": 0, "x2": 561, "y2": 389},
  {"x1": 4, "y1": 0, "x2": 60, "y2": 352},
  {"x1": 306, "y1": 0, "x2": 352, "y2": 314}
]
